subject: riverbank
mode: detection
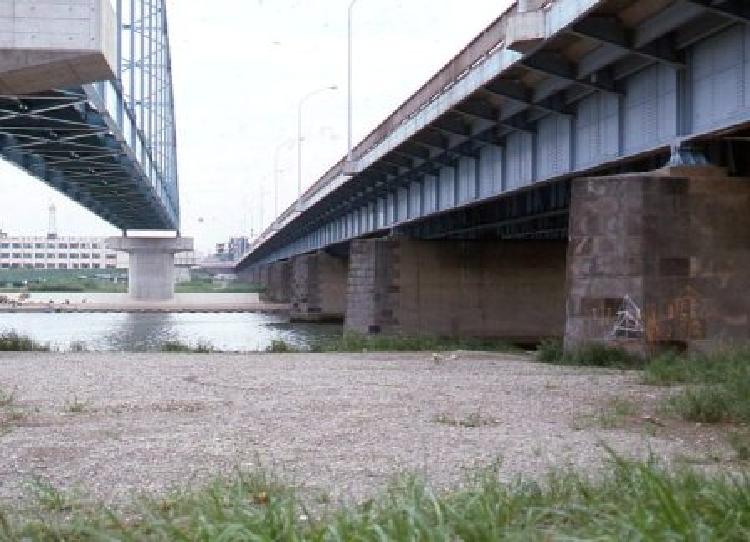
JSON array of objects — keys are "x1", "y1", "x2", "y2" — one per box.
[
  {"x1": 0, "y1": 351, "x2": 735, "y2": 507},
  {"x1": 0, "y1": 292, "x2": 287, "y2": 314}
]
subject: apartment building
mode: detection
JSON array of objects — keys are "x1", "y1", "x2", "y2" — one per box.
[{"x1": 0, "y1": 231, "x2": 127, "y2": 270}]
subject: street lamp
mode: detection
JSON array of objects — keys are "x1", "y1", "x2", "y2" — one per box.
[
  {"x1": 273, "y1": 138, "x2": 295, "y2": 218},
  {"x1": 347, "y1": 0, "x2": 362, "y2": 164},
  {"x1": 297, "y1": 85, "x2": 338, "y2": 198}
]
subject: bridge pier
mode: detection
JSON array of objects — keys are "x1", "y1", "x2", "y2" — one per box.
[
  {"x1": 290, "y1": 250, "x2": 348, "y2": 322},
  {"x1": 565, "y1": 167, "x2": 750, "y2": 354},
  {"x1": 264, "y1": 260, "x2": 292, "y2": 303},
  {"x1": 345, "y1": 237, "x2": 567, "y2": 342},
  {"x1": 107, "y1": 237, "x2": 194, "y2": 302}
]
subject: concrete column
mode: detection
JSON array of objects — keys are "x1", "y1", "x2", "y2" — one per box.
[
  {"x1": 106, "y1": 237, "x2": 194, "y2": 301},
  {"x1": 290, "y1": 251, "x2": 348, "y2": 322},
  {"x1": 345, "y1": 237, "x2": 567, "y2": 341},
  {"x1": 264, "y1": 260, "x2": 292, "y2": 303},
  {"x1": 565, "y1": 167, "x2": 750, "y2": 354}
]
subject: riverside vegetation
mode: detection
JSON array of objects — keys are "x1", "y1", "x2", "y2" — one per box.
[
  {"x1": 1, "y1": 457, "x2": 749, "y2": 540},
  {"x1": 538, "y1": 339, "x2": 750, "y2": 459}
]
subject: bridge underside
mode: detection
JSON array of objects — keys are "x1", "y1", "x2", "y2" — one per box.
[
  {"x1": 0, "y1": 0, "x2": 180, "y2": 232},
  {"x1": 0, "y1": 87, "x2": 174, "y2": 230},
  {"x1": 239, "y1": 0, "x2": 750, "y2": 353}
]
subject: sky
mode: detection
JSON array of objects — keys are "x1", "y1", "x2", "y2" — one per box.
[{"x1": 0, "y1": 0, "x2": 512, "y2": 254}]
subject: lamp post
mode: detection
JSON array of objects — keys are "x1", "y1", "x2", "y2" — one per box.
[
  {"x1": 273, "y1": 138, "x2": 295, "y2": 218},
  {"x1": 347, "y1": 0, "x2": 361, "y2": 164},
  {"x1": 297, "y1": 85, "x2": 338, "y2": 199}
]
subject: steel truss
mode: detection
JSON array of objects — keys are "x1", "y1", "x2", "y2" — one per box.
[{"x1": 0, "y1": 0, "x2": 179, "y2": 231}]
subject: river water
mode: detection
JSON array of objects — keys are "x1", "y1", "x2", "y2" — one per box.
[{"x1": 0, "y1": 312, "x2": 342, "y2": 352}]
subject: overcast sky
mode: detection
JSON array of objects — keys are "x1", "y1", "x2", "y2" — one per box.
[{"x1": 0, "y1": 0, "x2": 511, "y2": 254}]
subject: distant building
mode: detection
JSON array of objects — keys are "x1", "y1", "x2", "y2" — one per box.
[
  {"x1": 212, "y1": 236, "x2": 250, "y2": 263},
  {"x1": 0, "y1": 205, "x2": 198, "y2": 274},
  {"x1": 0, "y1": 233, "x2": 127, "y2": 270},
  {"x1": 228, "y1": 237, "x2": 250, "y2": 260}
]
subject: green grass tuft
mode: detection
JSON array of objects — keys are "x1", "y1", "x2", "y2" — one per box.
[
  {"x1": 2, "y1": 460, "x2": 750, "y2": 540},
  {"x1": 160, "y1": 340, "x2": 215, "y2": 353},
  {"x1": 433, "y1": 410, "x2": 499, "y2": 428},
  {"x1": 645, "y1": 347, "x2": 750, "y2": 424},
  {"x1": 265, "y1": 339, "x2": 303, "y2": 353},
  {"x1": 311, "y1": 333, "x2": 515, "y2": 354},
  {"x1": 537, "y1": 340, "x2": 644, "y2": 369},
  {"x1": 0, "y1": 331, "x2": 50, "y2": 352}
]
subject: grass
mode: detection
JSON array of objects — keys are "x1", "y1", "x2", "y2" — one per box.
[
  {"x1": 266, "y1": 339, "x2": 304, "y2": 353},
  {"x1": 539, "y1": 341, "x2": 750, "y2": 429},
  {"x1": 0, "y1": 331, "x2": 50, "y2": 352},
  {"x1": 642, "y1": 347, "x2": 750, "y2": 424},
  {"x1": 2, "y1": 458, "x2": 750, "y2": 540},
  {"x1": 433, "y1": 410, "x2": 499, "y2": 428},
  {"x1": 264, "y1": 334, "x2": 515, "y2": 354},
  {"x1": 0, "y1": 386, "x2": 24, "y2": 435},
  {"x1": 594, "y1": 397, "x2": 640, "y2": 429},
  {"x1": 160, "y1": 340, "x2": 216, "y2": 353},
  {"x1": 64, "y1": 397, "x2": 88, "y2": 414},
  {"x1": 537, "y1": 339, "x2": 644, "y2": 369},
  {"x1": 306, "y1": 333, "x2": 514, "y2": 354}
]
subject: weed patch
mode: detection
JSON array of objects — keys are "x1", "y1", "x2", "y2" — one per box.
[
  {"x1": 0, "y1": 331, "x2": 49, "y2": 352},
  {"x1": 161, "y1": 340, "x2": 215, "y2": 353},
  {"x1": 537, "y1": 340, "x2": 644, "y2": 369},
  {"x1": 2, "y1": 460, "x2": 750, "y2": 539},
  {"x1": 312, "y1": 333, "x2": 515, "y2": 353},
  {"x1": 433, "y1": 410, "x2": 499, "y2": 428},
  {"x1": 645, "y1": 348, "x2": 750, "y2": 424}
]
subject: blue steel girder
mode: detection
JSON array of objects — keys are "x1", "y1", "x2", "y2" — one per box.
[
  {"x1": 0, "y1": 0, "x2": 179, "y2": 231},
  {"x1": 242, "y1": 0, "x2": 750, "y2": 268}
]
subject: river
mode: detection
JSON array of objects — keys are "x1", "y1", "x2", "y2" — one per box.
[{"x1": 0, "y1": 312, "x2": 342, "y2": 352}]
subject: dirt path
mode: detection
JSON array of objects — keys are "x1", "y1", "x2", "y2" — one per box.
[{"x1": 0, "y1": 351, "x2": 729, "y2": 505}]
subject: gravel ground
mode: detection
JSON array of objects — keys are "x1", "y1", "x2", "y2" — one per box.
[{"x1": 0, "y1": 351, "x2": 730, "y2": 506}]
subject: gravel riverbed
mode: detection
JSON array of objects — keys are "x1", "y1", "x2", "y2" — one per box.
[{"x1": 0, "y1": 351, "x2": 730, "y2": 505}]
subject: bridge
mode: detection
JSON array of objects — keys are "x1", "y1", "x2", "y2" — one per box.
[
  {"x1": 0, "y1": 0, "x2": 190, "y2": 300},
  {"x1": 239, "y1": 0, "x2": 750, "y2": 353}
]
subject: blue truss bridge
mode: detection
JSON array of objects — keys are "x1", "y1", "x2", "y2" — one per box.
[{"x1": 0, "y1": 0, "x2": 178, "y2": 231}]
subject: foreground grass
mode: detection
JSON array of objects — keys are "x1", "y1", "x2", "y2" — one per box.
[
  {"x1": 0, "y1": 332, "x2": 49, "y2": 352},
  {"x1": 267, "y1": 333, "x2": 516, "y2": 354},
  {"x1": 2, "y1": 459, "x2": 750, "y2": 540}
]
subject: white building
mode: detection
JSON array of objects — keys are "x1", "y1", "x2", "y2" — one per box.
[{"x1": 0, "y1": 230, "x2": 127, "y2": 270}]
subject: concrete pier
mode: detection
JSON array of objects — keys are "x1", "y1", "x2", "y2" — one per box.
[
  {"x1": 345, "y1": 238, "x2": 567, "y2": 342},
  {"x1": 565, "y1": 167, "x2": 750, "y2": 354},
  {"x1": 106, "y1": 237, "x2": 194, "y2": 302},
  {"x1": 290, "y1": 250, "x2": 348, "y2": 322}
]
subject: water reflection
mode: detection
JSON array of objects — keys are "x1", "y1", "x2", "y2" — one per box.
[
  {"x1": 105, "y1": 313, "x2": 176, "y2": 352},
  {"x1": 0, "y1": 313, "x2": 342, "y2": 352}
]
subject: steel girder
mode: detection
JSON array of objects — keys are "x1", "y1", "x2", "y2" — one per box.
[{"x1": 0, "y1": 0, "x2": 179, "y2": 231}]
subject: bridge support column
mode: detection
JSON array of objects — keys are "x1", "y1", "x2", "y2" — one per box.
[
  {"x1": 290, "y1": 251, "x2": 348, "y2": 322},
  {"x1": 345, "y1": 237, "x2": 567, "y2": 341},
  {"x1": 565, "y1": 167, "x2": 750, "y2": 354},
  {"x1": 264, "y1": 260, "x2": 292, "y2": 303},
  {"x1": 107, "y1": 237, "x2": 194, "y2": 302}
]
